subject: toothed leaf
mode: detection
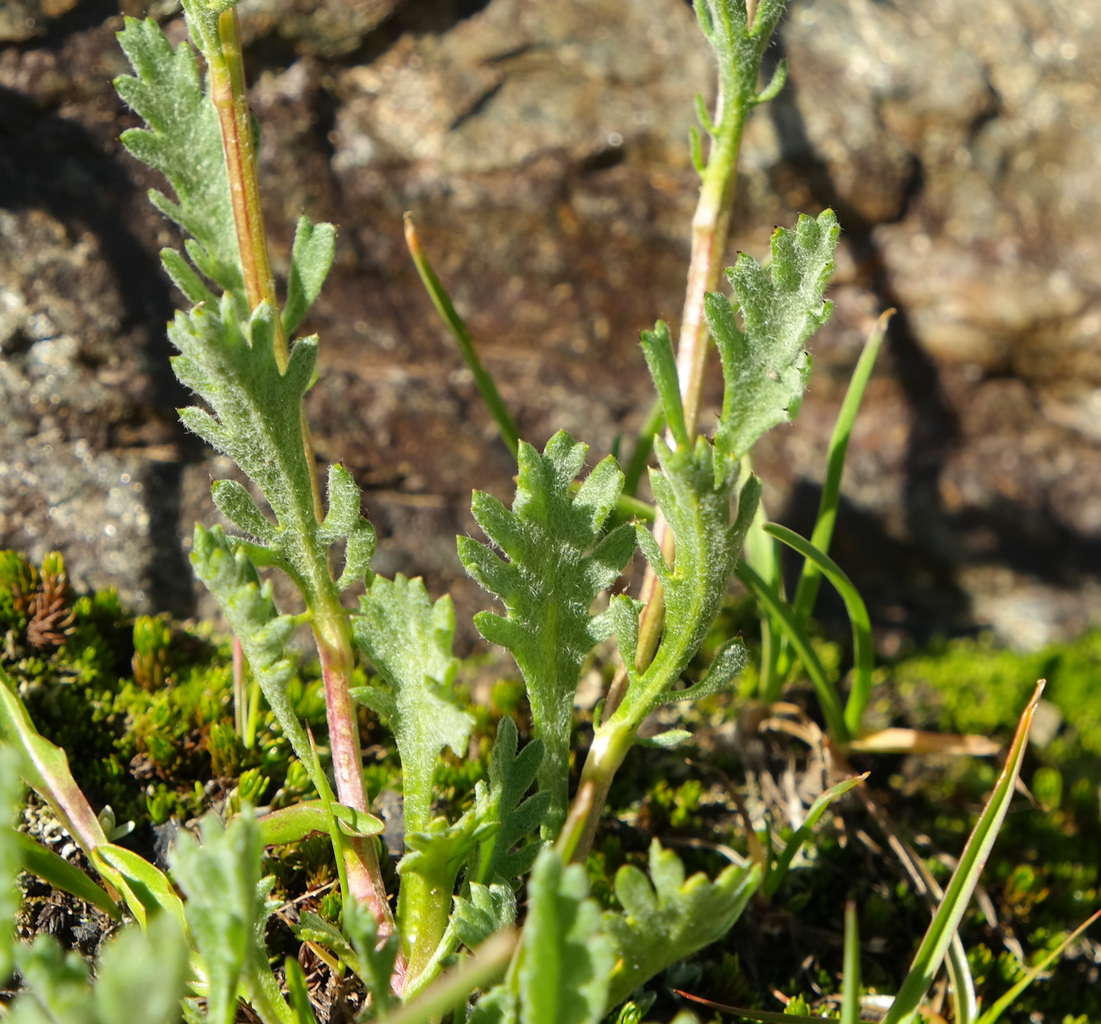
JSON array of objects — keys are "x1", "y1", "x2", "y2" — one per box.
[
  {"x1": 459, "y1": 431, "x2": 635, "y2": 835},
  {"x1": 711, "y1": 210, "x2": 839, "y2": 459},
  {"x1": 351, "y1": 574, "x2": 473, "y2": 835},
  {"x1": 470, "y1": 716, "x2": 549, "y2": 885},
  {"x1": 602, "y1": 841, "x2": 762, "y2": 1008},
  {"x1": 518, "y1": 850, "x2": 613, "y2": 1024},
  {"x1": 115, "y1": 16, "x2": 241, "y2": 296}
]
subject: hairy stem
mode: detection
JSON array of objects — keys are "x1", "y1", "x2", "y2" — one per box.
[
  {"x1": 203, "y1": 6, "x2": 392, "y2": 942},
  {"x1": 315, "y1": 607, "x2": 402, "y2": 967},
  {"x1": 572, "y1": 36, "x2": 753, "y2": 864}
]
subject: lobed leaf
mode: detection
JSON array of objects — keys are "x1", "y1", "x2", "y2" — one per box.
[
  {"x1": 609, "y1": 444, "x2": 759, "y2": 731},
  {"x1": 711, "y1": 210, "x2": 839, "y2": 461},
  {"x1": 469, "y1": 716, "x2": 549, "y2": 885},
  {"x1": 351, "y1": 573, "x2": 473, "y2": 835},
  {"x1": 518, "y1": 849, "x2": 613, "y2": 1024},
  {"x1": 602, "y1": 841, "x2": 761, "y2": 1009},
  {"x1": 190, "y1": 525, "x2": 315, "y2": 774},
  {"x1": 459, "y1": 431, "x2": 635, "y2": 835},
  {"x1": 171, "y1": 811, "x2": 292, "y2": 1024},
  {"x1": 115, "y1": 16, "x2": 242, "y2": 297}
]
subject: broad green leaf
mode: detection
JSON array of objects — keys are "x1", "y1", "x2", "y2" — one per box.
[
  {"x1": 0, "y1": 745, "x2": 23, "y2": 981},
  {"x1": 282, "y1": 216, "x2": 336, "y2": 338},
  {"x1": 19, "y1": 834, "x2": 120, "y2": 921},
  {"x1": 711, "y1": 210, "x2": 839, "y2": 461},
  {"x1": 114, "y1": 17, "x2": 242, "y2": 297},
  {"x1": 256, "y1": 799, "x2": 384, "y2": 845},
  {"x1": 0, "y1": 668, "x2": 108, "y2": 861},
  {"x1": 517, "y1": 849, "x2": 612, "y2": 1024},
  {"x1": 459, "y1": 431, "x2": 636, "y2": 834},
  {"x1": 90, "y1": 844, "x2": 186, "y2": 931},
  {"x1": 602, "y1": 841, "x2": 761, "y2": 1009}
]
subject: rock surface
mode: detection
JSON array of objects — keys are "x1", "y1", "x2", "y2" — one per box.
[{"x1": 1, "y1": 0, "x2": 1099, "y2": 651}]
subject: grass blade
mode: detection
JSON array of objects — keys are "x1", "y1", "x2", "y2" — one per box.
[
  {"x1": 840, "y1": 901, "x2": 860, "y2": 1024},
  {"x1": 764, "y1": 773, "x2": 867, "y2": 898},
  {"x1": 881, "y1": 680, "x2": 1046, "y2": 1024},
  {"x1": 405, "y1": 213, "x2": 520, "y2": 459},
  {"x1": 763, "y1": 523, "x2": 874, "y2": 737},
  {"x1": 15, "y1": 832, "x2": 120, "y2": 920},
  {"x1": 974, "y1": 907, "x2": 1101, "y2": 1024},
  {"x1": 734, "y1": 560, "x2": 849, "y2": 744},
  {"x1": 788, "y1": 309, "x2": 892, "y2": 632}
]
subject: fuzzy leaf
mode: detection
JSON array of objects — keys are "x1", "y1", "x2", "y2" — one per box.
[
  {"x1": 338, "y1": 519, "x2": 377, "y2": 591},
  {"x1": 319, "y1": 463, "x2": 363, "y2": 541},
  {"x1": 211, "y1": 479, "x2": 276, "y2": 542},
  {"x1": 351, "y1": 574, "x2": 473, "y2": 835},
  {"x1": 171, "y1": 811, "x2": 290, "y2": 1024},
  {"x1": 711, "y1": 210, "x2": 839, "y2": 460},
  {"x1": 602, "y1": 841, "x2": 762, "y2": 1009},
  {"x1": 92, "y1": 915, "x2": 189, "y2": 1024},
  {"x1": 609, "y1": 446, "x2": 760, "y2": 728},
  {"x1": 170, "y1": 298, "x2": 320, "y2": 575},
  {"x1": 451, "y1": 881, "x2": 518, "y2": 950},
  {"x1": 518, "y1": 849, "x2": 613, "y2": 1024},
  {"x1": 114, "y1": 17, "x2": 242, "y2": 296},
  {"x1": 469, "y1": 716, "x2": 549, "y2": 885},
  {"x1": 190, "y1": 525, "x2": 316, "y2": 776},
  {"x1": 282, "y1": 216, "x2": 336, "y2": 337},
  {"x1": 459, "y1": 431, "x2": 636, "y2": 835},
  {"x1": 639, "y1": 320, "x2": 687, "y2": 447}
]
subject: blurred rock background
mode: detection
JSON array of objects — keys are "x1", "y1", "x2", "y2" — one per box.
[{"x1": 1, "y1": 0, "x2": 1099, "y2": 653}]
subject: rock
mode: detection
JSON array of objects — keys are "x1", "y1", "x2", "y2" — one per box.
[
  {"x1": 0, "y1": 0, "x2": 77, "y2": 43},
  {"x1": 1, "y1": 0, "x2": 1100, "y2": 650}
]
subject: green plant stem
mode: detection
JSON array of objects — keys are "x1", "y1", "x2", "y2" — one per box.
[
  {"x1": 207, "y1": 8, "x2": 325, "y2": 525},
  {"x1": 578, "y1": 20, "x2": 752, "y2": 853},
  {"x1": 198, "y1": 6, "x2": 395, "y2": 951}
]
